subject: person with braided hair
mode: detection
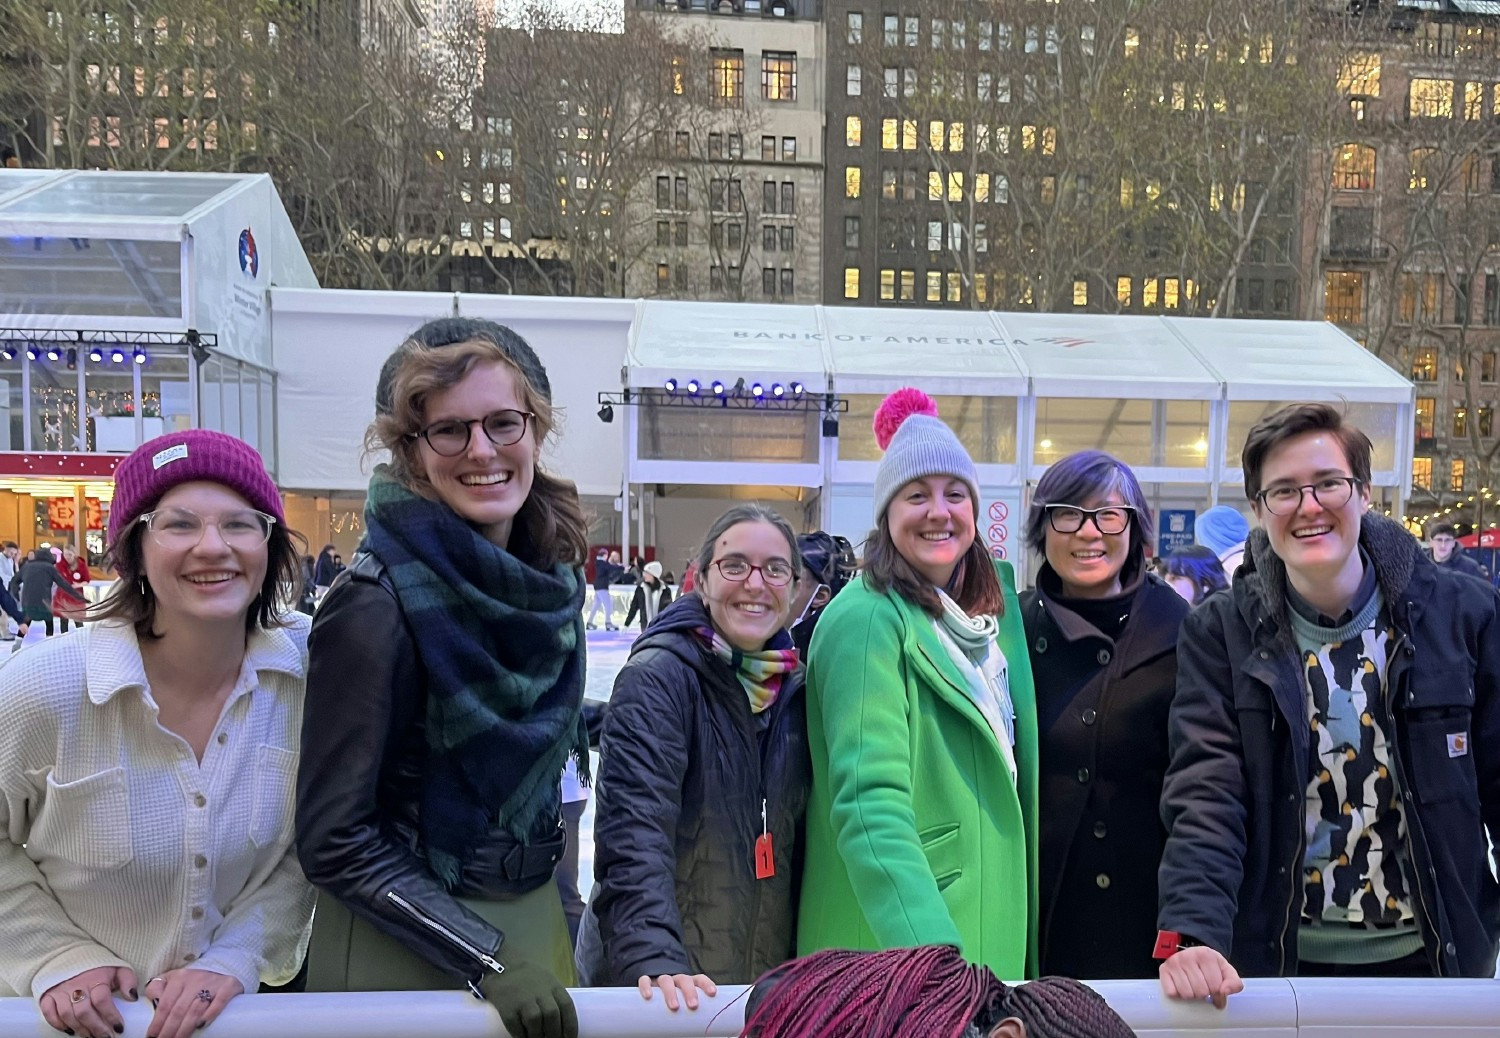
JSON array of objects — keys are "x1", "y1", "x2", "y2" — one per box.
[{"x1": 741, "y1": 945, "x2": 1136, "y2": 1038}]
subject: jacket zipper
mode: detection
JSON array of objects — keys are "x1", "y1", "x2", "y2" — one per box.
[
  {"x1": 1261, "y1": 616, "x2": 1300, "y2": 976},
  {"x1": 386, "y1": 889, "x2": 504, "y2": 996},
  {"x1": 1383, "y1": 625, "x2": 1443, "y2": 974}
]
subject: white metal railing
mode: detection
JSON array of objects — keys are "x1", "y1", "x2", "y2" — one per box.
[{"x1": 1, "y1": 978, "x2": 1498, "y2": 1037}]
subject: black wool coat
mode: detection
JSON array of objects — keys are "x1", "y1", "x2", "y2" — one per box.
[
  {"x1": 575, "y1": 593, "x2": 810, "y2": 985},
  {"x1": 1021, "y1": 563, "x2": 1189, "y2": 980}
]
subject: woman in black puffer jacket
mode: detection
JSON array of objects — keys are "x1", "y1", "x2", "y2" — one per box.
[{"x1": 576, "y1": 503, "x2": 810, "y2": 1010}]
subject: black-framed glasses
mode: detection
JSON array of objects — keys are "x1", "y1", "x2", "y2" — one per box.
[
  {"x1": 411, "y1": 409, "x2": 534, "y2": 457},
  {"x1": 712, "y1": 557, "x2": 795, "y2": 587},
  {"x1": 1045, "y1": 504, "x2": 1136, "y2": 536},
  {"x1": 1256, "y1": 476, "x2": 1360, "y2": 516},
  {"x1": 137, "y1": 507, "x2": 276, "y2": 548}
]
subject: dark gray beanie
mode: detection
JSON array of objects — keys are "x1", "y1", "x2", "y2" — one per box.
[{"x1": 375, "y1": 317, "x2": 551, "y2": 415}]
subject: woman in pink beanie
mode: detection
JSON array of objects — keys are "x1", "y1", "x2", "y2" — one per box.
[
  {"x1": 0, "y1": 429, "x2": 314, "y2": 1038},
  {"x1": 797, "y1": 388, "x2": 1040, "y2": 979}
]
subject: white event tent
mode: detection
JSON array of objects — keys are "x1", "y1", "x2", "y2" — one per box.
[{"x1": 269, "y1": 295, "x2": 1412, "y2": 576}]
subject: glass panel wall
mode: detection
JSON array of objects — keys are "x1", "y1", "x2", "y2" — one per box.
[
  {"x1": 842, "y1": 394, "x2": 1018, "y2": 463},
  {"x1": 84, "y1": 347, "x2": 142, "y2": 452},
  {"x1": 1035, "y1": 398, "x2": 1212, "y2": 469},
  {"x1": 1225, "y1": 400, "x2": 1399, "y2": 472},
  {"x1": 639, "y1": 405, "x2": 817, "y2": 463},
  {"x1": 0, "y1": 354, "x2": 23, "y2": 449},
  {"x1": 30, "y1": 355, "x2": 81, "y2": 451},
  {"x1": 142, "y1": 350, "x2": 193, "y2": 433}
]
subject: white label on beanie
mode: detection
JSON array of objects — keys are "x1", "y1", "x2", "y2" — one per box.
[{"x1": 152, "y1": 444, "x2": 189, "y2": 469}]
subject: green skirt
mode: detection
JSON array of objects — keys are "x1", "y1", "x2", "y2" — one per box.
[{"x1": 304, "y1": 881, "x2": 576, "y2": 992}]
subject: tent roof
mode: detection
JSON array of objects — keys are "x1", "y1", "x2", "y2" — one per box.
[
  {"x1": 624, "y1": 302, "x2": 1409, "y2": 405},
  {"x1": 626, "y1": 300, "x2": 827, "y2": 388},
  {"x1": 0, "y1": 170, "x2": 259, "y2": 233}
]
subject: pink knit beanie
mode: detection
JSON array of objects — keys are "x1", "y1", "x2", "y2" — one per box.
[{"x1": 108, "y1": 430, "x2": 284, "y2": 548}]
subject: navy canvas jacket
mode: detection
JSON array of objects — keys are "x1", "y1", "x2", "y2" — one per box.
[{"x1": 1159, "y1": 514, "x2": 1500, "y2": 978}]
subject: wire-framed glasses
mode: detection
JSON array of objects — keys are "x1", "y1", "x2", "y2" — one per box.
[
  {"x1": 137, "y1": 507, "x2": 276, "y2": 548},
  {"x1": 712, "y1": 557, "x2": 795, "y2": 587},
  {"x1": 411, "y1": 410, "x2": 534, "y2": 457},
  {"x1": 1045, "y1": 504, "x2": 1136, "y2": 536},
  {"x1": 1256, "y1": 476, "x2": 1360, "y2": 516}
]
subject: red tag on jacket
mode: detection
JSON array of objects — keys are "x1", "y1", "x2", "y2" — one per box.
[{"x1": 754, "y1": 833, "x2": 775, "y2": 879}]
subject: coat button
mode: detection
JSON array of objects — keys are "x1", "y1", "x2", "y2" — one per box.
[
  {"x1": 1035, "y1": 637, "x2": 1048, "y2": 653},
  {"x1": 183, "y1": 953, "x2": 197, "y2": 963},
  {"x1": 216, "y1": 732, "x2": 228, "y2": 745},
  {"x1": 1081, "y1": 708, "x2": 1097, "y2": 725},
  {"x1": 1259, "y1": 650, "x2": 1270, "y2": 660},
  {"x1": 1095, "y1": 873, "x2": 1111, "y2": 889},
  {"x1": 1096, "y1": 648, "x2": 1111, "y2": 665},
  {"x1": 191, "y1": 906, "x2": 204, "y2": 920},
  {"x1": 193, "y1": 854, "x2": 207, "y2": 869},
  {"x1": 1077, "y1": 767, "x2": 1091, "y2": 783},
  {"x1": 192, "y1": 793, "x2": 206, "y2": 808},
  {"x1": 1445, "y1": 942, "x2": 1456, "y2": 956},
  {"x1": 1093, "y1": 821, "x2": 1107, "y2": 839}
]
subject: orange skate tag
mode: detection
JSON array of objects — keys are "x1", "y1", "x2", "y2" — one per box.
[{"x1": 754, "y1": 833, "x2": 775, "y2": 879}]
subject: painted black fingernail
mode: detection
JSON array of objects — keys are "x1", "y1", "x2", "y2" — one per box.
[
  {"x1": 198, "y1": 1023, "x2": 206, "y2": 1030},
  {"x1": 116, "y1": 1027, "x2": 125, "y2": 1034},
  {"x1": 63, "y1": 1030, "x2": 73, "y2": 1036},
  {"x1": 130, "y1": 988, "x2": 138, "y2": 999},
  {"x1": 152, "y1": 999, "x2": 159, "y2": 1008}
]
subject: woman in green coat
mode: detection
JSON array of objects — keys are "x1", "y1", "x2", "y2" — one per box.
[{"x1": 798, "y1": 388, "x2": 1040, "y2": 979}]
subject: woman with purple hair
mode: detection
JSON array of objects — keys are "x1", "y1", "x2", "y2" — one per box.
[{"x1": 1020, "y1": 450, "x2": 1188, "y2": 980}]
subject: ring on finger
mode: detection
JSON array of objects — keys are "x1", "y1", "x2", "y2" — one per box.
[{"x1": 197, "y1": 989, "x2": 213, "y2": 1003}]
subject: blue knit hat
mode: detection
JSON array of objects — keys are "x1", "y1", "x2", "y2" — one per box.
[
  {"x1": 871, "y1": 388, "x2": 980, "y2": 524},
  {"x1": 1196, "y1": 505, "x2": 1250, "y2": 556}
]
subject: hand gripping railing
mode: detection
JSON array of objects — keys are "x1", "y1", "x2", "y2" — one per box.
[{"x1": 0, "y1": 978, "x2": 1497, "y2": 1037}]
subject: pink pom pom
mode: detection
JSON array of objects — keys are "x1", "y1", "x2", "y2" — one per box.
[{"x1": 873, "y1": 387, "x2": 939, "y2": 450}]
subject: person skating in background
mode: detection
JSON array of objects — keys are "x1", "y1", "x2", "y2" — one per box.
[
  {"x1": 586, "y1": 549, "x2": 624, "y2": 631},
  {"x1": 312, "y1": 544, "x2": 338, "y2": 593},
  {"x1": 742, "y1": 945, "x2": 1136, "y2": 1038},
  {"x1": 54, "y1": 543, "x2": 91, "y2": 633},
  {"x1": 577, "y1": 504, "x2": 809, "y2": 1011},
  {"x1": 798, "y1": 389, "x2": 1038, "y2": 978},
  {"x1": 1021, "y1": 450, "x2": 1188, "y2": 980},
  {"x1": 788, "y1": 531, "x2": 856, "y2": 659},
  {"x1": 1194, "y1": 505, "x2": 1249, "y2": 585},
  {"x1": 10, "y1": 549, "x2": 74, "y2": 637},
  {"x1": 1425, "y1": 520, "x2": 1487, "y2": 583},
  {"x1": 623, "y1": 560, "x2": 673, "y2": 633},
  {"x1": 1162, "y1": 545, "x2": 1230, "y2": 607},
  {"x1": 0, "y1": 542, "x2": 21, "y2": 641},
  {"x1": 297, "y1": 317, "x2": 589, "y2": 1038}
]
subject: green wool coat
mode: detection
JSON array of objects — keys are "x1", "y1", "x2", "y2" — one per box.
[{"x1": 796, "y1": 561, "x2": 1039, "y2": 979}]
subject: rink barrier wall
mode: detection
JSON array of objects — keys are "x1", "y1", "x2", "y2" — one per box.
[{"x1": 2, "y1": 978, "x2": 1498, "y2": 1037}]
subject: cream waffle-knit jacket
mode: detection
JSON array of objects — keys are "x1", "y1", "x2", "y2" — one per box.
[{"x1": 0, "y1": 616, "x2": 314, "y2": 1000}]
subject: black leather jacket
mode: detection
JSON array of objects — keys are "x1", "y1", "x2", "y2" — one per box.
[{"x1": 296, "y1": 552, "x2": 565, "y2": 989}]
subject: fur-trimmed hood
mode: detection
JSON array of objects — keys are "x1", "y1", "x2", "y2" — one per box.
[{"x1": 1235, "y1": 511, "x2": 1424, "y2": 640}]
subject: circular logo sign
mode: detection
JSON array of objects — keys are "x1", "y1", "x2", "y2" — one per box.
[
  {"x1": 238, "y1": 227, "x2": 259, "y2": 277},
  {"x1": 988, "y1": 501, "x2": 1008, "y2": 522}
]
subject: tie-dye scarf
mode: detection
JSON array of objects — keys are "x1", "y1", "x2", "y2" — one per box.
[{"x1": 694, "y1": 626, "x2": 800, "y2": 714}]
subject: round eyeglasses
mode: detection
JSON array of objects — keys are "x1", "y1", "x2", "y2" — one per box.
[
  {"x1": 411, "y1": 410, "x2": 535, "y2": 457},
  {"x1": 1044, "y1": 504, "x2": 1136, "y2": 536},
  {"x1": 1256, "y1": 476, "x2": 1360, "y2": 516},
  {"x1": 712, "y1": 557, "x2": 795, "y2": 587},
  {"x1": 137, "y1": 507, "x2": 276, "y2": 549}
]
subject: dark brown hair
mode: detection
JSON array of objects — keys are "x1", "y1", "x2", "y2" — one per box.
[
  {"x1": 91, "y1": 515, "x2": 307, "y2": 640},
  {"x1": 1426, "y1": 520, "x2": 1456, "y2": 539},
  {"x1": 366, "y1": 337, "x2": 589, "y2": 567},
  {"x1": 862, "y1": 511, "x2": 1003, "y2": 619},
  {"x1": 1241, "y1": 402, "x2": 1372, "y2": 501}
]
